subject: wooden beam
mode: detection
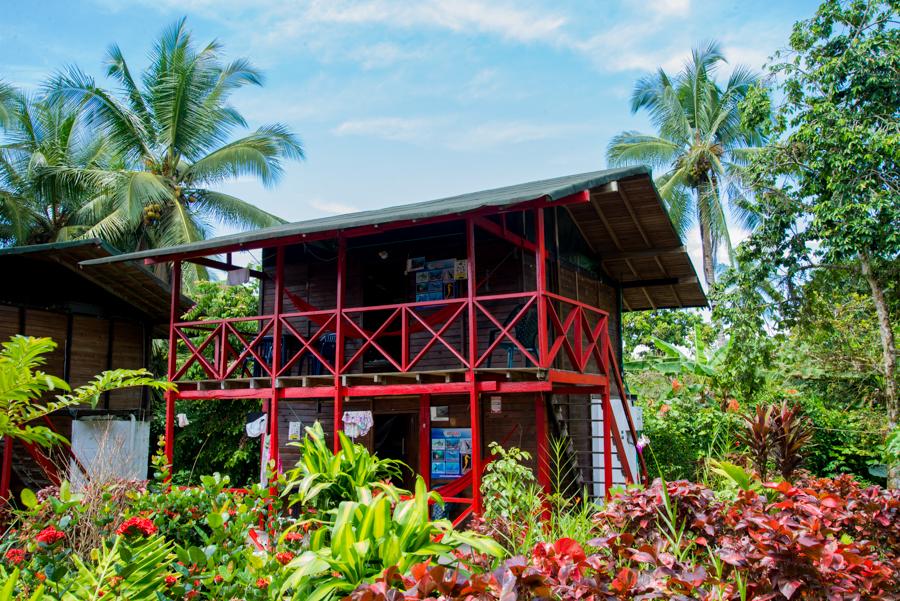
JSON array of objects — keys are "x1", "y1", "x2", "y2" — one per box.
[
  {"x1": 188, "y1": 257, "x2": 265, "y2": 279},
  {"x1": 601, "y1": 246, "x2": 686, "y2": 261},
  {"x1": 620, "y1": 276, "x2": 698, "y2": 289}
]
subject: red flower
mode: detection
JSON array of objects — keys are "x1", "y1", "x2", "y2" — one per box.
[
  {"x1": 4, "y1": 549, "x2": 25, "y2": 565},
  {"x1": 671, "y1": 378, "x2": 682, "y2": 392},
  {"x1": 35, "y1": 526, "x2": 65, "y2": 545},
  {"x1": 256, "y1": 578, "x2": 270, "y2": 589},
  {"x1": 276, "y1": 551, "x2": 295, "y2": 565},
  {"x1": 164, "y1": 575, "x2": 179, "y2": 587},
  {"x1": 726, "y1": 398, "x2": 740, "y2": 413},
  {"x1": 283, "y1": 531, "x2": 303, "y2": 542},
  {"x1": 213, "y1": 575, "x2": 224, "y2": 584},
  {"x1": 35, "y1": 572, "x2": 46, "y2": 582},
  {"x1": 185, "y1": 591, "x2": 199, "y2": 600},
  {"x1": 116, "y1": 517, "x2": 158, "y2": 537}
]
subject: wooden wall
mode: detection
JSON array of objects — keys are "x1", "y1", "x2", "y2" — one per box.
[{"x1": 0, "y1": 305, "x2": 148, "y2": 414}]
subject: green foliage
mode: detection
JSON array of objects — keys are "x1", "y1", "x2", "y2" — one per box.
[
  {"x1": 64, "y1": 535, "x2": 172, "y2": 600},
  {"x1": 0, "y1": 335, "x2": 171, "y2": 448},
  {"x1": 622, "y1": 309, "x2": 713, "y2": 357},
  {"x1": 281, "y1": 478, "x2": 502, "y2": 601},
  {"x1": 281, "y1": 422, "x2": 403, "y2": 512}
]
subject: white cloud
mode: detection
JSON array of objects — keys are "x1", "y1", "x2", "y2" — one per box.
[
  {"x1": 309, "y1": 199, "x2": 359, "y2": 214},
  {"x1": 332, "y1": 116, "x2": 435, "y2": 141},
  {"x1": 447, "y1": 121, "x2": 576, "y2": 149},
  {"x1": 332, "y1": 115, "x2": 579, "y2": 149},
  {"x1": 648, "y1": 0, "x2": 691, "y2": 17}
]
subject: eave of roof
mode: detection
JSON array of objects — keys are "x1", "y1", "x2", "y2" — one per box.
[{"x1": 0, "y1": 239, "x2": 189, "y2": 322}]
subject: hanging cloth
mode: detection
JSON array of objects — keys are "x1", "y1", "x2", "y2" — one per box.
[{"x1": 342, "y1": 411, "x2": 374, "y2": 439}]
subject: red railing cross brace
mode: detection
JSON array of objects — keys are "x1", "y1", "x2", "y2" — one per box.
[
  {"x1": 173, "y1": 324, "x2": 221, "y2": 380},
  {"x1": 474, "y1": 296, "x2": 539, "y2": 367},
  {"x1": 222, "y1": 319, "x2": 275, "y2": 379},
  {"x1": 343, "y1": 309, "x2": 404, "y2": 372},
  {"x1": 406, "y1": 301, "x2": 469, "y2": 370},
  {"x1": 279, "y1": 313, "x2": 338, "y2": 376}
]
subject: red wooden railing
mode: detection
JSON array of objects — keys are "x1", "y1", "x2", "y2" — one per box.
[{"x1": 170, "y1": 292, "x2": 611, "y2": 382}]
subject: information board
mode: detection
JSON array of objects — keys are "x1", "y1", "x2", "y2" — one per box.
[{"x1": 430, "y1": 427, "x2": 472, "y2": 479}]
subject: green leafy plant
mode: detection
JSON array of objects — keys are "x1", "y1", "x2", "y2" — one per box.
[
  {"x1": 281, "y1": 478, "x2": 502, "y2": 601},
  {"x1": 281, "y1": 422, "x2": 403, "y2": 512},
  {"x1": 0, "y1": 335, "x2": 172, "y2": 447}
]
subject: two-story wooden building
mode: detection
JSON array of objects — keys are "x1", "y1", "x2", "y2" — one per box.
[{"x1": 83, "y1": 166, "x2": 706, "y2": 521}]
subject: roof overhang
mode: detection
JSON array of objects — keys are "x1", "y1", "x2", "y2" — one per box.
[
  {"x1": 0, "y1": 239, "x2": 190, "y2": 323},
  {"x1": 79, "y1": 166, "x2": 707, "y2": 310}
]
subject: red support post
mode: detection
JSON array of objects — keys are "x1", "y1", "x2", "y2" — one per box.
[
  {"x1": 333, "y1": 235, "x2": 346, "y2": 451},
  {"x1": 535, "y1": 393, "x2": 550, "y2": 494},
  {"x1": 535, "y1": 207, "x2": 548, "y2": 368},
  {"x1": 466, "y1": 218, "x2": 482, "y2": 513},
  {"x1": 269, "y1": 247, "x2": 285, "y2": 470},
  {"x1": 1, "y1": 437, "x2": 12, "y2": 502},
  {"x1": 603, "y1": 386, "x2": 613, "y2": 499},
  {"x1": 165, "y1": 261, "x2": 181, "y2": 472},
  {"x1": 419, "y1": 394, "x2": 431, "y2": 489}
]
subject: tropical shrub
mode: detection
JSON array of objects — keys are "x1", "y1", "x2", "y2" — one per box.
[
  {"x1": 0, "y1": 335, "x2": 171, "y2": 447},
  {"x1": 281, "y1": 422, "x2": 403, "y2": 512}
]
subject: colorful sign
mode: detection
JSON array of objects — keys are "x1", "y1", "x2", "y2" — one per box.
[{"x1": 430, "y1": 428, "x2": 472, "y2": 479}]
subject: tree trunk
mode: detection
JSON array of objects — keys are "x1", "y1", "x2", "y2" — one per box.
[
  {"x1": 860, "y1": 255, "x2": 898, "y2": 488},
  {"x1": 698, "y1": 210, "x2": 716, "y2": 291}
]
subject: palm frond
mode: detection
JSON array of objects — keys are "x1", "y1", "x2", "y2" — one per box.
[
  {"x1": 192, "y1": 189, "x2": 286, "y2": 229},
  {"x1": 184, "y1": 124, "x2": 304, "y2": 186},
  {"x1": 45, "y1": 66, "x2": 152, "y2": 161}
]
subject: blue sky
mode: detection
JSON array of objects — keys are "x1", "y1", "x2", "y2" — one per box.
[{"x1": 2, "y1": 0, "x2": 819, "y2": 275}]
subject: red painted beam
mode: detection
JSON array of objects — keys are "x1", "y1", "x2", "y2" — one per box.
[
  {"x1": 548, "y1": 370, "x2": 609, "y2": 386},
  {"x1": 165, "y1": 261, "x2": 181, "y2": 470},
  {"x1": 1, "y1": 437, "x2": 12, "y2": 501},
  {"x1": 177, "y1": 388, "x2": 275, "y2": 400},
  {"x1": 473, "y1": 216, "x2": 537, "y2": 252}
]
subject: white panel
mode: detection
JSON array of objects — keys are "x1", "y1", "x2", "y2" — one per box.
[
  {"x1": 590, "y1": 395, "x2": 643, "y2": 498},
  {"x1": 70, "y1": 418, "x2": 150, "y2": 489}
]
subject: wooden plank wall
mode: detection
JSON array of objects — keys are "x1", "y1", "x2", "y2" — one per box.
[{"x1": 0, "y1": 305, "x2": 146, "y2": 410}]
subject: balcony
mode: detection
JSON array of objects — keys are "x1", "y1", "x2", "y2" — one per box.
[{"x1": 170, "y1": 290, "x2": 611, "y2": 397}]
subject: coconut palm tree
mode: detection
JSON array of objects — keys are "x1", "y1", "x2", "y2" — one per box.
[
  {"x1": 607, "y1": 41, "x2": 764, "y2": 290},
  {"x1": 44, "y1": 18, "x2": 303, "y2": 280},
  {"x1": 0, "y1": 92, "x2": 114, "y2": 245}
]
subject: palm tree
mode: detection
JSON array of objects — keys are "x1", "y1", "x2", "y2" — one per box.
[
  {"x1": 0, "y1": 93, "x2": 114, "y2": 245},
  {"x1": 45, "y1": 18, "x2": 303, "y2": 280},
  {"x1": 607, "y1": 41, "x2": 764, "y2": 290}
]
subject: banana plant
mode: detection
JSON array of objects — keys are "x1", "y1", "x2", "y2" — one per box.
[
  {"x1": 280, "y1": 477, "x2": 503, "y2": 601},
  {"x1": 626, "y1": 325, "x2": 730, "y2": 379},
  {"x1": 281, "y1": 422, "x2": 404, "y2": 511}
]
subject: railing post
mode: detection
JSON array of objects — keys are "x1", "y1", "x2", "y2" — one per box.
[
  {"x1": 165, "y1": 260, "x2": 181, "y2": 471},
  {"x1": 1, "y1": 437, "x2": 12, "y2": 502},
  {"x1": 603, "y1": 385, "x2": 613, "y2": 499},
  {"x1": 466, "y1": 217, "x2": 482, "y2": 513},
  {"x1": 333, "y1": 235, "x2": 346, "y2": 452},
  {"x1": 535, "y1": 393, "x2": 550, "y2": 494},
  {"x1": 535, "y1": 207, "x2": 548, "y2": 368},
  {"x1": 419, "y1": 394, "x2": 431, "y2": 489},
  {"x1": 269, "y1": 247, "x2": 285, "y2": 470}
]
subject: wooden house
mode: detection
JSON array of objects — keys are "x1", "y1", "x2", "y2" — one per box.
[
  {"x1": 0, "y1": 239, "x2": 187, "y2": 498},
  {"x1": 83, "y1": 166, "x2": 706, "y2": 521}
]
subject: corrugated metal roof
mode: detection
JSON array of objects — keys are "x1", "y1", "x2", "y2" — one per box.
[
  {"x1": 72, "y1": 165, "x2": 706, "y2": 310},
  {"x1": 80, "y1": 166, "x2": 650, "y2": 266}
]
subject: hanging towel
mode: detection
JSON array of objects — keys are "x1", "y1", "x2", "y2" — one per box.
[
  {"x1": 246, "y1": 415, "x2": 268, "y2": 438},
  {"x1": 342, "y1": 411, "x2": 374, "y2": 439}
]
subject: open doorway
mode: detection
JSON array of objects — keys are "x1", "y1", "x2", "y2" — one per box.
[{"x1": 373, "y1": 413, "x2": 418, "y2": 490}]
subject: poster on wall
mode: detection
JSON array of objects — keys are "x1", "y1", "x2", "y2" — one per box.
[{"x1": 430, "y1": 428, "x2": 472, "y2": 479}]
